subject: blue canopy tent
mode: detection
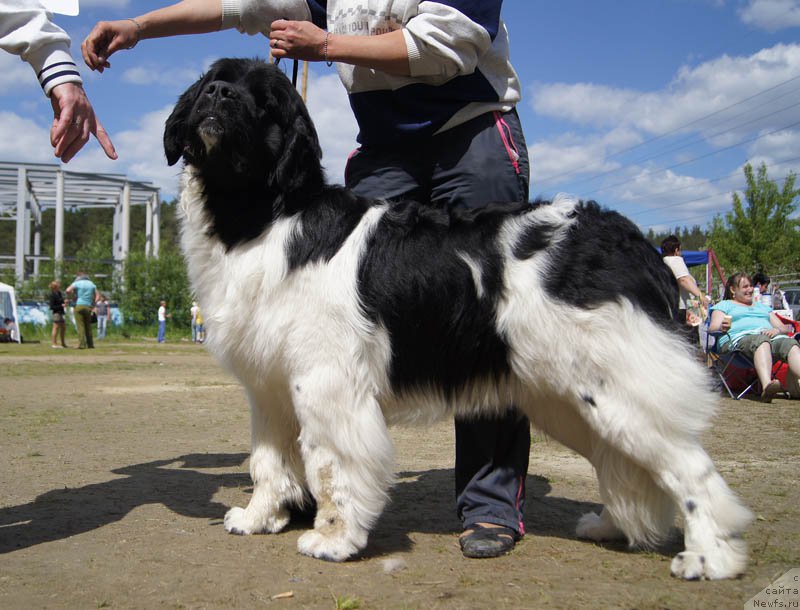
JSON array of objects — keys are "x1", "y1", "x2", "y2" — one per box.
[
  {"x1": 681, "y1": 251, "x2": 709, "y2": 267},
  {"x1": 657, "y1": 248, "x2": 725, "y2": 299}
]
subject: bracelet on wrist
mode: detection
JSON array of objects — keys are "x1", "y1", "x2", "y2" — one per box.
[
  {"x1": 324, "y1": 32, "x2": 333, "y2": 67},
  {"x1": 126, "y1": 18, "x2": 142, "y2": 49}
]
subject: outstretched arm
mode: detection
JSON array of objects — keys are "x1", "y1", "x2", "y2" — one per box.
[{"x1": 82, "y1": 0, "x2": 224, "y2": 72}]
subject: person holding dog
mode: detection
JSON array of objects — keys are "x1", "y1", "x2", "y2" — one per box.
[{"x1": 82, "y1": 0, "x2": 531, "y2": 559}]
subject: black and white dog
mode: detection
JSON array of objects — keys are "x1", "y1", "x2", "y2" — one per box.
[{"x1": 164, "y1": 58, "x2": 750, "y2": 579}]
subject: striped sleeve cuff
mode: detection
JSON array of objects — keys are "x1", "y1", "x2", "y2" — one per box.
[
  {"x1": 402, "y1": 29, "x2": 423, "y2": 74},
  {"x1": 221, "y1": 0, "x2": 241, "y2": 29},
  {"x1": 28, "y1": 46, "x2": 82, "y2": 97}
]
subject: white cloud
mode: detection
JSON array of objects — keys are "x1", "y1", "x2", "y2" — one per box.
[
  {"x1": 529, "y1": 127, "x2": 641, "y2": 193},
  {"x1": 526, "y1": 42, "x2": 800, "y2": 228},
  {"x1": 530, "y1": 43, "x2": 800, "y2": 141},
  {"x1": 529, "y1": 134, "x2": 620, "y2": 196},
  {"x1": 531, "y1": 82, "x2": 643, "y2": 129},
  {"x1": 122, "y1": 64, "x2": 205, "y2": 88},
  {"x1": 617, "y1": 167, "x2": 732, "y2": 215},
  {"x1": 68, "y1": 105, "x2": 178, "y2": 195},
  {"x1": 738, "y1": 0, "x2": 800, "y2": 31},
  {"x1": 745, "y1": 127, "x2": 800, "y2": 177},
  {"x1": 0, "y1": 111, "x2": 58, "y2": 162}
]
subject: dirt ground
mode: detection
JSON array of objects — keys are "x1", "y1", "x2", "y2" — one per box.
[{"x1": 1, "y1": 340, "x2": 797, "y2": 610}]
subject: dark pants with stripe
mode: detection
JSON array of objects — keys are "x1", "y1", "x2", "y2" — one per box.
[{"x1": 346, "y1": 109, "x2": 531, "y2": 536}]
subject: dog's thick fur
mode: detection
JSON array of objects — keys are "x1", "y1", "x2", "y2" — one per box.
[{"x1": 165, "y1": 58, "x2": 751, "y2": 579}]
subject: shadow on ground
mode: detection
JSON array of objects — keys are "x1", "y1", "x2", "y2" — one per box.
[{"x1": 1, "y1": 456, "x2": 680, "y2": 560}]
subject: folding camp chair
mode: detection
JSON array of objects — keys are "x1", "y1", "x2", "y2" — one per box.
[
  {"x1": 705, "y1": 320, "x2": 791, "y2": 400},
  {"x1": 705, "y1": 328, "x2": 760, "y2": 400}
]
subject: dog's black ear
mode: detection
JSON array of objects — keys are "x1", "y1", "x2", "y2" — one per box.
[
  {"x1": 164, "y1": 77, "x2": 204, "y2": 166},
  {"x1": 271, "y1": 86, "x2": 324, "y2": 190}
]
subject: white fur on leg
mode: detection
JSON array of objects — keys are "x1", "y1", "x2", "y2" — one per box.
[
  {"x1": 224, "y1": 504, "x2": 290, "y2": 535},
  {"x1": 591, "y1": 442, "x2": 676, "y2": 548},
  {"x1": 670, "y1": 536, "x2": 749, "y2": 580},
  {"x1": 503, "y1": 297, "x2": 751, "y2": 578},
  {"x1": 224, "y1": 386, "x2": 307, "y2": 536},
  {"x1": 662, "y1": 459, "x2": 752, "y2": 580},
  {"x1": 576, "y1": 507, "x2": 625, "y2": 541},
  {"x1": 292, "y1": 371, "x2": 396, "y2": 562},
  {"x1": 297, "y1": 529, "x2": 364, "y2": 562},
  {"x1": 294, "y1": 451, "x2": 373, "y2": 561}
]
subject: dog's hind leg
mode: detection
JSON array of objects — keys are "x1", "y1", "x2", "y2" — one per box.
[
  {"x1": 290, "y1": 371, "x2": 395, "y2": 562},
  {"x1": 579, "y1": 441, "x2": 674, "y2": 546},
  {"x1": 224, "y1": 384, "x2": 307, "y2": 536},
  {"x1": 576, "y1": 506, "x2": 625, "y2": 541},
  {"x1": 657, "y1": 445, "x2": 752, "y2": 580},
  {"x1": 575, "y1": 392, "x2": 751, "y2": 579}
]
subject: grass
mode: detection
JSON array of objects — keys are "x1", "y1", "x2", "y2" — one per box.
[
  {"x1": 332, "y1": 595, "x2": 361, "y2": 610},
  {"x1": 14, "y1": 321, "x2": 194, "y2": 345}
]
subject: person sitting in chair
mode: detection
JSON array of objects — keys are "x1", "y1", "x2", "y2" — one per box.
[{"x1": 709, "y1": 272, "x2": 800, "y2": 402}]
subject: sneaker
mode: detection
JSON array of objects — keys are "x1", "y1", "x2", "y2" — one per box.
[{"x1": 51, "y1": 345, "x2": 63, "y2": 349}]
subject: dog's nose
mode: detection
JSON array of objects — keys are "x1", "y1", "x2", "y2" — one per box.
[{"x1": 204, "y1": 81, "x2": 239, "y2": 101}]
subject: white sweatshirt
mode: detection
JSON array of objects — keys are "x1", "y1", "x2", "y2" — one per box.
[
  {"x1": 0, "y1": 0, "x2": 82, "y2": 96},
  {"x1": 221, "y1": 0, "x2": 521, "y2": 146}
]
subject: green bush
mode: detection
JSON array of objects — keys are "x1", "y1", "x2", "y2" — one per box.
[{"x1": 120, "y1": 251, "x2": 192, "y2": 328}]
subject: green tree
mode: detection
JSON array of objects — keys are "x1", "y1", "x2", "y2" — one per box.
[
  {"x1": 120, "y1": 248, "x2": 191, "y2": 327},
  {"x1": 707, "y1": 163, "x2": 799, "y2": 276}
]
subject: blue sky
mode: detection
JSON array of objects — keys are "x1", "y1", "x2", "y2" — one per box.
[{"x1": 1, "y1": 0, "x2": 799, "y2": 233}]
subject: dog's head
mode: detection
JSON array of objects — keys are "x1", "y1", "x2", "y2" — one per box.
[{"x1": 164, "y1": 58, "x2": 323, "y2": 193}]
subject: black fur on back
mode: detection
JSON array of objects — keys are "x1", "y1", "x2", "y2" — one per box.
[
  {"x1": 357, "y1": 201, "x2": 530, "y2": 396},
  {"x1": 517, "y1": 201, "x2": 680, "y2": 324},
  {"x1": 286, "y1": 185, "x2": 373, "y2": 269}
]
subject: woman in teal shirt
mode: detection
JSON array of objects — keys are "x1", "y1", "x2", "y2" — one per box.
[{"x1": 709, "y1": 272, "x2": 799, "y2": 401}]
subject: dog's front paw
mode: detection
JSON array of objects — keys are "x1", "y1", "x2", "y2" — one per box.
[
  {"x1": 576, "y1": 511, "x2": 625, "y2": 541},
  {"x1": 224, "y1": 506, "x2": 290, "y2": 535},
  {"x1": 297, "y1": 529, "x2": 360, "y2": 562}
]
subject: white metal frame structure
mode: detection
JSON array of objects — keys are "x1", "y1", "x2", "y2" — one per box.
[{"x1": 0, "y1": 161, "x2": 161, "y2": 282}]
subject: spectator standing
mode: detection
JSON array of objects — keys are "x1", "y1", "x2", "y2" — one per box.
[
  {"x1": 195, "y1": 305, "x2": 205, "y2": 343},
  {"x1": 752, "y1": 272, "x2": 790, "y2": 311},
  {"x1": 95, "y1": 295, "x2": 110, "y2": 339},
  {"x1": 752, "y1": 272, "x2": 772, "y2": 306},
  {"x1": 66, "y1": 271, "x2": 100, "y2": 349},
  {"x1": 157, "y1": 300, "x2": 170, "y2": 343},
  {"x1": 0, "y1": 0, "x2": 116, "y2": 162},
  {"x1": 48, "y1": 279, "x2": 68, "y2": 348},
  {"x1": 190, "y1": 301, "x2": 199, "y2": 343},
  {"x1": 661, "y1": 235, "x2": 709, "y2": 329}
]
